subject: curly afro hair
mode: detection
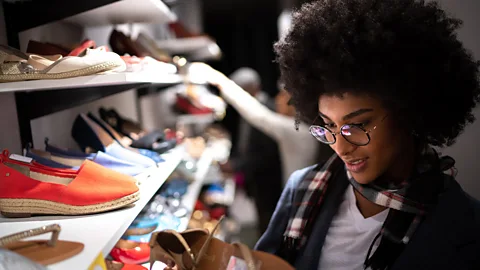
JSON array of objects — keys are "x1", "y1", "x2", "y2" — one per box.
[{"x1": 275, "y1": 0, "x2": 480, "y2": 147}]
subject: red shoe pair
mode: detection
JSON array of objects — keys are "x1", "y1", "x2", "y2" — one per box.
[
  {"x1": 110, "y1": 240, "x2": 150, "y2": 265},
  {"x1": 0, "y1": 150, "x2": 139, "y2": 217}
]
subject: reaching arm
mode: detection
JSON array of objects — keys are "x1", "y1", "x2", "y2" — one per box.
[
  {"x1": 189, "y1": 63, "x2": 296, "y2": 141},
  {"x1": 217, "y1": 79, "x2": 296, "y2": 142}
]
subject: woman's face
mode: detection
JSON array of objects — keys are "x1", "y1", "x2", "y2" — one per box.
[{"x1": 318, "y1": 93, "x2": 413, "y2": 184}]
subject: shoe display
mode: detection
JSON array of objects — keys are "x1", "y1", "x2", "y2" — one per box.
[
  {"x1": 99, "y1": 107, "x2": 145, "y2": 139},
  {"x1": 110, "y1": 240, "x2": 150, "y2": 265},
  {"x1": 68, "y1": 40, "x2": 98, "y2": 57},
  {"x1": 0, "y1": 224, "x2": 84, "y2": 266},
  {"x1": 184, "y1": 84, "x2": 227, "y2": 116},
  {"x1": 109, "y1": 30, "x2": 150, "y2": 59},
  {"x1": 124, "y1": 216, "x2": 161, "y2": 237},
  {"x1": 85, "y1": 113, "x2": 164, "y2": 163},
  {"x1": 129, "y1": 130, "x2": 176, "y2": 155},
  {"x1": 105, "y1": 260, "x2": 147, "y2": 270},
  {"x1": 0, "y1": 45, "x2": 125, "y2": 83},
  {"x1": 168, "y1": 22, "x2": 205, "y2": 39},
  {"x1": 0, "y1": 3, "x2": 244, "y2": 270},
  {"x1": 27, "y1": 40, "x2": 98, "y2": 57},
  {"x1": 135, "y1": 33, "x2": 172, "y2": 63},
  {"x1": 99, "y1": 107, "x2": 178, "y2": 154},
  {"x1": 158, "y1": 178, "x2": 189, "y2": 198},
  {"x1": 26, "y1": 147, "x2": 147, "y2": 176},
  {"x1": 71, "y1": 114, "x2": 160, "y2": 166},
  {"x1": 201, "y1": 183, "x2": 229, "y2": 208},
  {"x1": 187, "y1": 209, "x2": 224, "y2": 235},
  {"x1": 175, "y1": 94, "x2": 214, "y2": 115},
  {"x1": 123, "y1": 56, "x2": 177, "y2": 74},
  {"x1": 26, "y1": 40, "x2": 71, "y2": 57},
  {"x1": 122, "y1": 201, "x2": 183, "y2": 243},
  {"x1": 0, "y1": 103, "x2": 237, "y2": 270},
  {"x1": 0, "y1": 150, "x2": 139, "y2": 217}
]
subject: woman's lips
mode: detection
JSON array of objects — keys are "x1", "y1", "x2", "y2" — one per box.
[{"x1": 345, "y1": 158, "x2": 368, "y2": 173}]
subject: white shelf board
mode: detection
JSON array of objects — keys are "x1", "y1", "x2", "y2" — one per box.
[
  {"x1": 64, "y1": 0, "x2": 177, "y2": 27},
  {"x1": 177, "y1": 145, "x2": 215, "y2": 231},
  {"x1": 0, "y1": 72, "x2": 183, "y2": 93},
  {"x1": 0, "y1": 146, "x2": 184, "y2": 270}
]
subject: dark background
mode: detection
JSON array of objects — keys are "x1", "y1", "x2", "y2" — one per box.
[{"x1": 201, "y1": 0, "x2": 309, "y2": 145}]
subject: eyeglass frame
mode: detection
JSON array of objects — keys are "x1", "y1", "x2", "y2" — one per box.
[{"x1": 309, "y1": 114, "x2": 388, "y2": 146}]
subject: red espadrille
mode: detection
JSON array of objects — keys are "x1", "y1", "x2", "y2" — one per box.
[{"x1": 0, "y1": 150, "x2": 139, "y2": 217}]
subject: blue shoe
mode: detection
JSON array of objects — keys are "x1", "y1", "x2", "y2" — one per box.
[
  {"x1": 122, "y1": 214, "x2": 181, "y2": 243},
  {"x1": 37, "y1": 142, "x2": 148, "y2": 176},
  {"x1": 158, "y1": 178, "x2": 189, "y2": 198},
  {"x1": 124, "y1": 216, "x2": 160, "y2": 236},
  {"x1": 27, "y1": 148, "x2": 78, "y2": 170},
  {"x1": 86, "y1": 113, "x2": 164, "y2": 163},
  {"x1": 71, "y1": 114, "x2": 158, "y2": 167},
  {"x1": 45, "y1": 138, "x2": 94, "y2": 159}
]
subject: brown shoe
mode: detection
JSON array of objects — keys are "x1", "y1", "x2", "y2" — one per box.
[
  {"x1": 149, "y1": 216, "x2": 294, "y2": 270},
  {"x1": 109, "y1": 29, "x2": 148, "y2": 58}
]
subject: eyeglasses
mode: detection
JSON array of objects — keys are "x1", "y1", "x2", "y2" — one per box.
[{"x1": 309, "y1": 115, "x2": 387, "y2": 146}]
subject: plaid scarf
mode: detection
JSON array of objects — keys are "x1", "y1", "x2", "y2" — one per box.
[{"x1": 284, "y1": 146, "x2": 455, "y2": 270}]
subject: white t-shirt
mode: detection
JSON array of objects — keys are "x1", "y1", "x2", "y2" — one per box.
[{"x1": 318, "y1": 185, "x2": 389, "y2": 270}]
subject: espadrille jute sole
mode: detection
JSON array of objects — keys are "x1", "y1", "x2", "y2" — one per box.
[
  {"x1": 0, "y1": 191, "x2": 140, "y2": 217},
  {"x1": 0, "y1": 61, "x2": 121, "y2": 82}
]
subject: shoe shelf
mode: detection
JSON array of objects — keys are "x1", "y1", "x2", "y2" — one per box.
[
  {"x1": 155, "y1": 37, "x2": 222, "y2": 61},
  {"x1": 0, "y1": 72, "x2": 183, "y2": 93},
  {"x1": 63, "y1": 0, "x2": 176, "y2": 27},
  {"x1": 155, "y1": 36, "x2": 216, "y2": 55},
  {"x1": 6, "y1": 71, "x2": 188, "y2": 148},
  {"x1": 177, "y1": 145, "x2": 216, "y2": 232},
  {"x1": 2, "y1": 0, "x2": 176, "y2": 35},
  {"x1": 0, "y1": 145, "x2": 185, "y2": 270}
]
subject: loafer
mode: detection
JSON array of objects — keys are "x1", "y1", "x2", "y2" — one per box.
[{"x1": 0, "y1": 150, "x2": 139, "y2": 217}]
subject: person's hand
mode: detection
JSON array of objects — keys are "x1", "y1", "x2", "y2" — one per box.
[{"x1": 188, "y1": 62, "x2": 229, "y2": 87}]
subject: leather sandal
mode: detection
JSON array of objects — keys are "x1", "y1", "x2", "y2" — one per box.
[
  {"x1": 149, "y1": 216, "x2": 294, "y2": 270},
  {"x1": 0, "y1": 224, "x2": 84, "y2": 265}
]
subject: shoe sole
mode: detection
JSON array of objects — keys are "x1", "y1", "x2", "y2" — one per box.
[
  {"x1": 124, "y1": 225, "x2": 157, "y2": 236},
  {"x1": 0, "y1": 191, "x2": 140, "y2": 217},
  {"x1": 0, "y1": 61, "x2": 122, "y2": 82}
]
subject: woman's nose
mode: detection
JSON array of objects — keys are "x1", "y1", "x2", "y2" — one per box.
[{"x1": 331, "y1": 133, "x2": 357, "y2": 156}]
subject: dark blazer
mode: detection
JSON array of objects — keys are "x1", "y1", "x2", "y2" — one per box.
[
  {"x1": 256, "y1": 165, "x2": 480, "y2": 270},
  {"x1": 231, "y1": 93, "x2": 283, "y2": 233}
]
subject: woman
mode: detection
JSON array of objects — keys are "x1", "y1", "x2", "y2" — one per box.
[
  {"x1": 191, "y1": 65, "x2": 329, "y2": 186},
  {"x1": 253, "y1": 1, "x2": 480, "y2": 270}
]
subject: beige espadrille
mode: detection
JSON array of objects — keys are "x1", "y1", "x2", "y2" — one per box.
[{"x1": 0, "y1": 45, "x2": 126, "y2": 82}]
